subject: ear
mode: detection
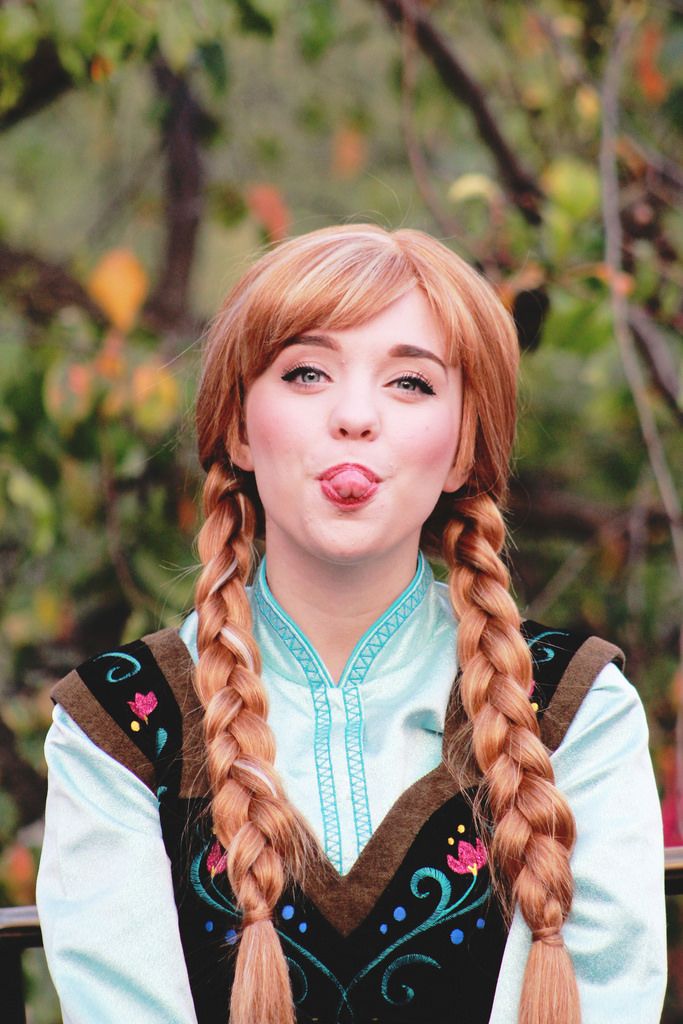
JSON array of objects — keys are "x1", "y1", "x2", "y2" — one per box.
[
  {"x1": 228, "y1": 425, "x2": 254, "y2": 473},
  {"x1": 442, "y1": 463, "x2": 468, "y2": 494}
]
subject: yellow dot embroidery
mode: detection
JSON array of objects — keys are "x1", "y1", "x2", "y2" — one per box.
[
  {"x1": 447, "y1": 836, "x2": 455, "y2": 845},
  {"x1": 531, "y1": 702, "x2": 539, "y2": 713},
  {"x1": 130, "y1": 720, "x2": 141, "y2": 732},
  {"x1": 457, "y1": 824, "x2": 466, "y2": 834}
]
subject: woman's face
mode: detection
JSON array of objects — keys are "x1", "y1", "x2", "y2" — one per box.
[{"x1": 232, "y1": 286, "x2": 464, "y2": 577}]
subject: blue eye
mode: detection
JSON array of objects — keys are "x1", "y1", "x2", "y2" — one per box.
[
  {"x1": 281, "y1": 364, "x2": 328, "y2": 385},
  {"x1": 391, "y1": 374, "x2": 435, "y2": 395}
]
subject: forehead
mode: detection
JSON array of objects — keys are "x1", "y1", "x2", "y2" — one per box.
[{"x1": 280, "y1": 287, "x2": 449, "y2": 360}]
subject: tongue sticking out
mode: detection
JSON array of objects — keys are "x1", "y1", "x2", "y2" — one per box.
[{"x1": 322, "y1": 467, "x2": 377, "y2": 502}]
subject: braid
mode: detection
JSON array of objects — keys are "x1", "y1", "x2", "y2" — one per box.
[
  {"x1": 444, "y1": 494, "x2": 580, "y2": 1024},
  {"x1": 195, "y1": 462, "x2": 310, "y2": 1024}
]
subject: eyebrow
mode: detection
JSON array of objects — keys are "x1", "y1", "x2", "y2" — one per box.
[{"x1": 282, "y1": 334, "x2": 448, "y2": 372}]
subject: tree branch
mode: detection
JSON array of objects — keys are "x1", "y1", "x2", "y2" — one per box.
[
  {"x1": 0, "y1": 39, "x2": 74, "y2": 133},
  {"x1": 525, "y1": 541, "x2": 594, "y2": 621},
  {"x1": 620, "y1": 133, "x2": 683, "y2": 204},
  {"x1": 600, "y1": 12, "x2": 683, "y2": 664},
  {"x1": 0, "y1": 243, "x2": 105, "y2": 325},
  {"x1": 399, "y1": 16, "x2": 464, "y2": 240},
  {"x1": 509, "y1": 481, "x2": 669, "y2": 541},
  {"x1": 143, "y1": 58, "x2": 206, "y2": 339},
  {"x1": 628, "y1": 305, "x2": 682, "y2": 424},
  {"x1": 376, "y1": 0, "x2": 543, "y2": 223}
]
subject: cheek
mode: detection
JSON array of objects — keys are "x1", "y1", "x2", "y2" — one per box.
[
  {"x1": 243, "y1": 392, "x2": 311, "y2": 496},
  {"x1": 244, "y1": 389, "x2": 293, "y2": 460},
  {"x1": 406, "y1": 414, "x2": 461, "y2": 477}
]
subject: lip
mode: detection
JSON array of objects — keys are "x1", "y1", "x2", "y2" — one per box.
[
  {"x1": 319, "y1": 463, "x2": 381, "y2": 483},
  {"x1": 318, "y1": 462, "x2": 380, "y2": 507}
]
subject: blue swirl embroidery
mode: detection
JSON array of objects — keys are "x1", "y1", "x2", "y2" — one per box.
[
  {"x1": 277, "y1": 929, "x2": 352, "y2": 1015},
  {"x1": 526, "y1": 630, "x2": 569, "y2": 664},
  {"x1": 188, "y1": 831, "x2": 488, "y2": 1021},
  {"x1": 155, "y1": 727, "x2": 168, "y2": 756},
  {"x1": 286, "y1": 956, "x2": 309, "y2": 1004},
  {"x1": 93, "y1": 651, "x2": 142, "y2": 682},
  {"x1": 277, "y1": 863, "x2": 488, "y2": 1022},
  {"x1": 336, "y1": 866, "x2": 488, "y2": 1018},
  {"x1": 381, "y1": 953, "x2": 441, "y2": 1005}
]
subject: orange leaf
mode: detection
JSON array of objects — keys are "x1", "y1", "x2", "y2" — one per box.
[
  {"x1": 67, "y1": 363, "x2": 94, "y2": 399},
  {"x1": 246, "y1": 185, "x2": 291, "y2": 243},
  {"x1": 44, "y1": 360, "x2": 95, "y2": 424},
  {"x1": 330, "y1": 126, "x2": 367, "y2": 180},
  {"x1": 91, "y1": 55, "x2": 114, "y2": 82},
  {"x1": 635, "y1": 24, "x2": 668, "y2": 104},
  {"x1": 87, "y1": 249, "x2": 149, "y2": 333},
  {"x1": 130, "y1": 360, "x2": 181, "y2": 433},
  {"x1": 2, "y1": 844, "x2": 36, "y2": 905},
  {"x1": 590, "y1": 263, "x2": 635, "y2": 296},
  {"x1": 94, "y1": 330, "x2": 127, "y2": 380}
]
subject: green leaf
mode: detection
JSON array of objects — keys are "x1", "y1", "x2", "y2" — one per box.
[
  {"x1": 233, "y1": 0, "x2": 275, "y2": 37},
  {"x1": 198, "y1": 40, "x2": 229, "y2": 94},
  {"x1": 157, "y1": 5, "x2": 202, "y2": 71},
  {"x1": 540, "y1": 286, "x2": 613, "y2": 354},
  {"x1": 0, "y1": 6, "x2": 41, "y2": 62},
  {"x1": 542, "y1": 158, "x2": 600, "y2": 220},
  {"x1": 295, "y1": 0, "x2": 336, "y2": 61}
]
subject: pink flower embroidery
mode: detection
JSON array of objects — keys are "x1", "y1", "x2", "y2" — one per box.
[
  {"x1": 207, "y1": 839, "x2": 227, "y2": 878},
  {"x1": 127, "y1": 691, "x2": 158, "y2": 724},
  {"x1": 447, "y1": 838, "x2": 488, "y2": 876}
]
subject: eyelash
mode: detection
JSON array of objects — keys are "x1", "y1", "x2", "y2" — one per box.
[
  {"x1": 280, "y1": 363, "x2": 328, "y2": 385},
  {"x1": 280, "y1": 364, "x2": 435, "y2": 395},
  {"x1": 392, "y1": 373, "x2": 435, "y2": 395}
]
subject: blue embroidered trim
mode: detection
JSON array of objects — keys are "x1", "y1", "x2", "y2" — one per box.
[
  {"x1": 253, "y1": 556, "x2": 432, "y2": 872},
  {"x1": 254, "y1": 563, "x2": 332, "y2": 684},
  {"x1": 254, "y1": 566, "x2": 343, "y2": 871},
  {"x1": 311, "y1": 687, "x2": 342, "y2": 871},
  {"x1": 337, "y1": 553, "x2": 430, "y2": 860},
  {"x1": 337, "y1": 552, "x2": 431, "y2": 689},
  {"x1": 343, "y1": 686, "x2": 372, "y2": 852}
]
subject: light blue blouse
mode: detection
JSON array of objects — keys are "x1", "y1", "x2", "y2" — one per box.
[
  {"x1": 36, "y1": 557, "x2": 667, "y2": 1023},
  {"x1": 181, "y1": 554, "x2": 456, "y2": 875}
]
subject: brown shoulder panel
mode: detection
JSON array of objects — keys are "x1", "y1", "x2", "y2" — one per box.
[
  {"x1": 51, "y1": 668, "x2": 157, "y2": 790},
  {"x1": 540, "y1": 636, "x2": 625, "y2": 752},
  {"x1": 51, "y1": 627, "x2": 209, "y2": 796},
  {"x1": 142, "y1": 627, "x2": 209, "y2": 797}
]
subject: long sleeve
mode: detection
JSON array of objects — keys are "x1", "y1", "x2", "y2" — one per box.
[
  {"x1": 489, "y1": 662, "x2": 667, "y2": 1023},
  {"x1": 36, "y1": 703, "x2": 199, "y2": 1024}
]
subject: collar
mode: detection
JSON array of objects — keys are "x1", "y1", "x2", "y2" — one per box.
[{"x1": 251, "y1": 552, "x2": 433, "y2": 689}]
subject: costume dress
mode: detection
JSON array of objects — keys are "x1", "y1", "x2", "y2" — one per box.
[{"x1": 36, "y1": 556, "x2": 667, "y2": 1023}]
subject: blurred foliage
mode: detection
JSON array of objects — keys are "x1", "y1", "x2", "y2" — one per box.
[{"x1": 0, "y1": 1, "x2": 681, "y2": 1020}]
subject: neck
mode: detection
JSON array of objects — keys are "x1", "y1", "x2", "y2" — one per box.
[{"x1": 263, "y1": 546, "x2": 421, "y2": 684}]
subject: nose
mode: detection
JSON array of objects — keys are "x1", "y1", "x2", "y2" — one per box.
[{"x1": 328, "y1": 387, "x2": 380, "y2": 441}]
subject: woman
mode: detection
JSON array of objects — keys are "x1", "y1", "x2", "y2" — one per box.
[{"x1": 37, "y1": 225, "x2": 666, "y2": 1024}]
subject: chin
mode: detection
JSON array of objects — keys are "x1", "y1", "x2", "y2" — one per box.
[{"x1": 309, "y1": 530, "x2": 406, "y2": 569}]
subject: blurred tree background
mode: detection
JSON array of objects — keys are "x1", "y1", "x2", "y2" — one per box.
[{"x1": 0, "y1": 0, "x2": 681, "y2": 1020}]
